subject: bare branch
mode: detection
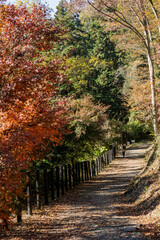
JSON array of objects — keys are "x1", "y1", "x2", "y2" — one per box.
[
  {"x1": 87, "y1": 0, "x2": 147, "y2": 47},
  {"x1": 148, "y1": 0, "x2": 160, "y2": 34}
]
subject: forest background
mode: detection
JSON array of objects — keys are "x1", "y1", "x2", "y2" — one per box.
[{"x1": 0, "y1": 0, "x2": 159, "y2": 227}]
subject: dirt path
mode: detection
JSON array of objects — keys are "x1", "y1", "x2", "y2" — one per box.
[{"x1": 1, "y1": 142, "x2": 151, "y2": 240}]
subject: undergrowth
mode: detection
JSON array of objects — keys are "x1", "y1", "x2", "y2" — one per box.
[{"x1": 125, "y1": 140, "x2": 160, "y2": 239}]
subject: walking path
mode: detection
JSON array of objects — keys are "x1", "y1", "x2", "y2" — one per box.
[{"x1": 2, "y1": 142, "x2": 150, "y2": 240}]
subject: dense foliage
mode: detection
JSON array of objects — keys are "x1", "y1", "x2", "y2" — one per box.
[
  {"x1": 1, "y1": 0, "x2": 155, "y2": 227},
  {"x1": 54, "y1": 1, "x2": 128, "y2": 120},
  {"x1": 69, "y1": 0, "x2": 160, "y2": 134},
  {"x1": 41, "y1": 0, "x2": 130, "y2": 165},
  {"x1": 0, "y1": 2, "x2": 68, "y2": 225}
]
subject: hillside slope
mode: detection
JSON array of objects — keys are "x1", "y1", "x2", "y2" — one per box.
[{"x1": 124, "y1": 141, "x2": 160, "y2": 239}]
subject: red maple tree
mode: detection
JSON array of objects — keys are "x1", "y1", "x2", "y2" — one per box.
[{"x1": 0, "y1": 2, "x2": 68, "y2": 226}]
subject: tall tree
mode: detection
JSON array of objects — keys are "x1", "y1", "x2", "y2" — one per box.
[
  {"x1": 0, "y1": 2, "x2": 67, "y2": 224},
  {"x1": 54, "y1": 2, "x2": 128, "y2": 120},
  {"x1": 48, "y1": 95, "x2": 110, "y2": 164},
  {"x1": 54, "y1": 0, "x2": 88, "y2": 57},
  {"x1": 69, "y1": 0, "x2": 160, "y2": 134}
]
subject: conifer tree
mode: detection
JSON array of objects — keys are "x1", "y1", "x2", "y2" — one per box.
[{"x1": 53, "y1": 2, "x2": 128, "y2": 120}]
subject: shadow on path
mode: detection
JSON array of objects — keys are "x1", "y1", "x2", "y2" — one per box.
[{"x1": 1, "y1": 142, "x2": 151, "y2": 240}]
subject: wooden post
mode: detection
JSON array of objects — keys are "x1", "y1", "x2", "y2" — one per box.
[
  {"x1": 2, "y1": 219, "x2": 8, "y2": 230},
  {"x1": 113, "y1": 146, "x2": 116, "y2": 159},
  {"x1": 105, "y1": 152, "x2": 107, "y2": 165},
  {"x1": 26, "y1": 171, "x2": 32, "y2": 215},
  {"x1": 86, "y1": 161, "x2": 89, "y2": 180},
  {"x1": 50, "y1": 167, "x2": 55, "y2": 201},
  {"x1": 109, "y1": 150, "x2": 112, "y2": 163},
  {"x1": 86, "y1": 162, "x2": 88, "y2": 179},
  {"x1": 88, "y1": 161, "x2": 91, "y2": 179},
  {"x1": 36, "y1": 169, "x2": 41, "y2": 209},
  {"x1": 61, "y1": 166, "x2": 64, "y2": 195},
  {"x1": 91, "y1": 160, "x2": 95, "y2": 177},
  {"x1": 101, "y1": 156, "x2": 104, "y2": 169},
  {"x1": 104, "y1": 153, "x2": 106, "y2": 166},
  {"x1": 72, "y1": 163, "x2": 75, "y2": 187},
  {"x1": 65, "y1": 165, "x2": 68, "y2": 192},
  {"x1": 99, "y1": 157, "x2": 101, "y2": 172},
  {"x1": 91, "y1": 160, "x2": 93, "y2": 176},
  {"x1": 96, "y1": 158, "x2": 98, "y2": 175},
  {"x1": 44, "y1": 169, "x2": 48, "y2": 205},
  {"x1": 68, "y1": 164, "x2": 72, "y2": 189},
  {"x1": 84, "y1": 161, "x2": 87, "y2": 180},
  {"x1": 17, "y1": 210, "x2": 22, "y2": 223},
  {"x1": 93, "y1": 160, "x2": 96, "y2": 176},
  {"x1": 97, "y1": 157, "x2": 99, "y2": 173},
  {"x1": 81, "y1": 162, "x2": 84, "y2": 182},
  {"x1": 107, "y1": 152, "x2": 109, "y2": 165},
  {"x1": 78, "y1": 162, "x2": 80, "y2": 183},
  {"x1": 16, "y1": 197, "x2": 22, "y2": 223},
  {"x1": 56, "y1": 166, "x2": 60, "y2": 198},
  {"x1": 75, "y1": 162, "x2": 78, "y2": 185}
]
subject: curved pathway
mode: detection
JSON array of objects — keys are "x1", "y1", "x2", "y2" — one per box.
[{"x1": 1, "y1": 142, "x2": 150, "y2": 240}]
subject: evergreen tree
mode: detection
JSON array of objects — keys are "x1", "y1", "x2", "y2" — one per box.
[
  {"x1": 45, "y1": 1, "x2": 130, "y2": 163},
  {"x1": 53, "y1": 1, "x2": 129, "y2": 120},
  {"x1": 84, "y1": 18, "x2": 128, "y2": 119},
  {"x1": 54, "y1": 0, "x2": 88, "y2": 57}
]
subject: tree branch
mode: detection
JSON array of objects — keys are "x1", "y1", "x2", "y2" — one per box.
[{"x1": 87, "y1": 0, "x2": 147, "y2": 47}]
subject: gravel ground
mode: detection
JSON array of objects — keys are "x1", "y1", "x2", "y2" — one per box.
[{"x1": 1, "y1": 142, "x2": 151, "y2": 240}]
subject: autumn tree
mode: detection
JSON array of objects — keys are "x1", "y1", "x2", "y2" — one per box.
[
  {"x1": 48, "y1": 95, "x2": 110, "y2": 164},
  {"x1": 45, "y1": 1, "x2": 129, "y2": 163},
  {"x1": 54, "y1": 1, "x2": 128, "y2": 120},
  {"x1": 0, "y1": 2, "x2": 68, "y2": 226},
  {"x1": 69, "y1": 0, "x2": 160, "y2": 135}
]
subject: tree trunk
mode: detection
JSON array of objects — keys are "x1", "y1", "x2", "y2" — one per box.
[
  {"x1": 86, "y1": 0, "x2": 159, "y2": 134},
  {"x1": 139, "y1": 7, "x2": 158, "y2": 135},
  {"x1": 147, "y1": 50, "x2": 158, "y2": 134},
  {"x1": 148, "y1": 0, "x2": 160, "y2": 34}
]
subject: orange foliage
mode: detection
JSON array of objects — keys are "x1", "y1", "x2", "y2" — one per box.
[
  {"x1": 0, "y1": 3, "x2": 68, "y2": 224},
  {"x1": 128, "y1": 79, "x2": 153, "y2": 124}
]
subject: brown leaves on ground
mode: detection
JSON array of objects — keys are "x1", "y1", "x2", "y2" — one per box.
[
  {"x1": 1, "y1": 142, "x2": 152, "y2": 239},
  {"x1": 122, "y1": 142, "x2": 160, "y2": 239}
]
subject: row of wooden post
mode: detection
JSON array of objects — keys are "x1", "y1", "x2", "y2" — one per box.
[{"x1": 16, "y1": 148, "x2": 115, "y2": 223}]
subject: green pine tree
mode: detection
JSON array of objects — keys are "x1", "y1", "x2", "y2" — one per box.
[{"x1": 54, "y1": 5, "x2": 128, "y2": 119}]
